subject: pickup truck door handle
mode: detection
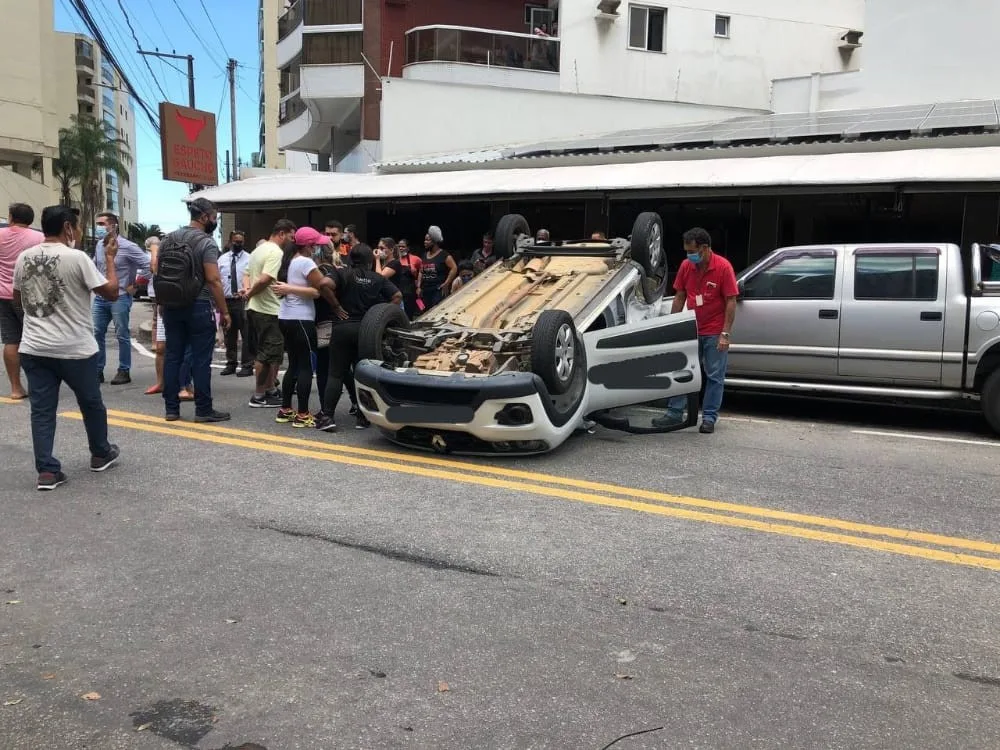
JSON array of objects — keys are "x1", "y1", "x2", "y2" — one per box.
[
  {"x1": 818, "y1": 309, "x2": 839, "y2": 319},
  {"x1": 920, "y1": 311, "x2": 943, "y2": 321}
]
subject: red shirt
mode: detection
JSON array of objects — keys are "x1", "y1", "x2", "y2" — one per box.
[{"x1": 673, "y1": 252, "x2": 739, "y2": 336}]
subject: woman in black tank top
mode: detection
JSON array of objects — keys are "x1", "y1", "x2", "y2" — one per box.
[{"x1": 419, "y1": 227, "x2": 457, "y2": 310}]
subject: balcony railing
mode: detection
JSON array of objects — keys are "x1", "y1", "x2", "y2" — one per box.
[
  {"x1": 77, "y1": 82, "x2": 95, "y2": 100},
  {"x1": 405, "y1": 25, "x2": 560, "y2": 73},
  {"x1": 279, "y1": 91, "x2": 307, "y2": 124},
  {"x1": 279, "y1": 0, "x2": 362, "y2": 42},
  {"x1": 302, "y1": 30, "x2": 362, "y2": 65},
  {"x1": 280, "y1": 54, "x2": 302, "y2": 99},
  {"x1": 75, "y1": 53, "x2": 94, "y2": 69}
]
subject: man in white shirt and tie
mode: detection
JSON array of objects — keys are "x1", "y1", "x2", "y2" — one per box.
[{"x1": 217, "y1": 230, "x2": 253, "y2": 377}]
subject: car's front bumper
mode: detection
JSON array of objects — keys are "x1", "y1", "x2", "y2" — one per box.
[{"x1": 353, "y1": 360, "x2": 581, "y2": 455}]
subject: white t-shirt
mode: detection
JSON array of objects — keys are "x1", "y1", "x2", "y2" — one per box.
[
  {"x1": 14, "y1": 242, "x2": 108, "y2": 359},
  {"x1": 278, "y1": 255, "x2": 317, "y2": 321}
]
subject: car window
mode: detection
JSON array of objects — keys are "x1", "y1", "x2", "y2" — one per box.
[
  {"x1": 742, "y1": 254, "x2": 837, "y2": 300},
  {"x1": 854, "y1": 253, "x2": 939, "y2": 301}
]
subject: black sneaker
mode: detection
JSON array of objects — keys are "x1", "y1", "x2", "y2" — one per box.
[
  {"x1": 194, "y1": 410, "x2": 231, "y2": 423},
  {"x1": 315, "y1": 412, "x2": 337, "y2": 432},
  {"x1": 266, "y1": 388, "x2": 281, "y2": 399},
  {"x1": 37, "y1": 471, "x2": 68, "y2": 491},
  {"x1": 90, "y1": 444, "x2": 120, "y2": 472},
  {"x1": 109, "y1": 369, "x2": 131, "y2": 385},
  {"x1": 354, "y1": 412, "x2": 370, "y2": 430},
  {"x1": 219, "y1": 364, "x2": 237, "y2": 376},
  {"x1": 236, "y1": 365, "x2": 254, "y2": 378},
  {"x1": 699, "y1": 421, "x2": 716, "y2": 434},
  {"x1": 348, "y1": 403, "x2": 358, "y2": 417},
  {"x1": 248, "y1": 394, "x2": 282, "y2": 408},
  {"x1": 165, "y1": 413, "x2": 180, "y2": 422}
]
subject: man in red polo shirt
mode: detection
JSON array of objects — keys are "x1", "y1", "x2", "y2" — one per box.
[{"x1": 654, "y1": 227, "x2": 739, "y2": 434}]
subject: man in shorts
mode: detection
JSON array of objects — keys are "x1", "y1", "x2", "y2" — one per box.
[
  {"x1": 0, "y1": 202, "x2": 43, "y2": 399},
  {"x1": 245, "y1": 219, "x2": 296, "y2": 407}
]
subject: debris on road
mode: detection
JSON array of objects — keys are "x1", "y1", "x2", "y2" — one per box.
[{"x1": 81, "y1": 692, "x2": 101, "y2": 701}]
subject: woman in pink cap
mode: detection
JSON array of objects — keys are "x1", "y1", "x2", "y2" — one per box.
[{"x1": 272, "y1": 226, "x2": 334, "y2": 428}]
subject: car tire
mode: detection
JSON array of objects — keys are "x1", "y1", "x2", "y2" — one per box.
[
  {"x1": 495, "y1": 214, "x2": 531, "y2": 259},
  {"x1": 531, "y1": 310, "x2": 579, "y2": 396},
  {"x1": 630, "y1": 212, "x2": 666, "y2": 281},
  {"x1": 982, "y1": 368, "x2": 1000, "y2": 434},
  {"x1": 358, "y1": 303, "x2": 410, "y2": 362}
]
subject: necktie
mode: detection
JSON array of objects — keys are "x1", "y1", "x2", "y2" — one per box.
[{"x1": 230, "y1": 253, "x2": 238, "y2": 296}]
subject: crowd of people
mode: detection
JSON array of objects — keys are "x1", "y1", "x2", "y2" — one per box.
[{"x1": 0, "y1": 197, "x2": 507, "y2": 490}]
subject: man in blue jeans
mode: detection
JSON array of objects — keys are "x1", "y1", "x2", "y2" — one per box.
[
  {"x1": 160, "y1": 197, "x2": 231, "y2": 423},
  {"x1": 13, "y1": 205, "x2": 121, "y2": 490},
  {"x1": 654, "y1": 227, "x2": 739, "y2": 434},
  {"x1": 92, "y1": 211, "x2": 149, "y2": 385}
]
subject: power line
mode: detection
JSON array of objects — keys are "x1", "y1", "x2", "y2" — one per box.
[
  {"x1": 114, "y1": 0, "x2": 169, "y2": 100},
  {"x1": 168, "y1": 0, "x2": 228, "y2": 72},
  {"x1": 88, "y1": 0, "x2": 166, "y2": 111},
  {"x1": 196, "y1": 0, "x2": 232, "y2": 60}
]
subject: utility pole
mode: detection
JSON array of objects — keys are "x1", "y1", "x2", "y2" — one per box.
[
  {"x1": 227, "y1": 58, "x2": 238, "y2": 182},
  {"x1": 139, "y1": 50, "x2": 196, "y2": 107}
]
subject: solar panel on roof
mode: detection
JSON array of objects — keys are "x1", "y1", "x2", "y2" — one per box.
[{"x1": 915, "y1": 100, "x2": 1000, "y2": 133}]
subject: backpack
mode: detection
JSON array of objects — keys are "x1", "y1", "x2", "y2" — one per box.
[{"x1": 153, "y1": 229, "x2": 205, "y2": 308}]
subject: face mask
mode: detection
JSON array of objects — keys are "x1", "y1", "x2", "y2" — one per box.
[
  {"x1": 232, "y1": 243, "x2": 244, "y2": 252},
  {"x1": 95, "y1": 226, "x2": 107, "y2": 240},
  {"x1": 66, "y1": 230, "x2": 76, "y2": 249},
  {"x1": 686, "y1": 252, "x2": 702, "y2": 264},
  {"x1": 204, "y1": 220, "x2": 218, "y2": 235},
  {"x1": 312, "y1": 246, "x2": 327, "y2": 261},
  {"x1": 461, "y1": 274, "x2": 474, "y2": 283}
]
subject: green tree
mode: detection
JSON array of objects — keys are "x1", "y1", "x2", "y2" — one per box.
[
  {"x1": 126, "y1": 222, "x2": 163, "y2": 244},
  {"x1": 56, "y1": 115, "x2": 131, "y2": 251}
]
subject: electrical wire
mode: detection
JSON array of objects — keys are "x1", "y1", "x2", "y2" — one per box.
[
  {"x1": 113, "y1": 0, "x2": 169, "y2": 100},
  {"x1": 196, "y1": 0, "x2": 232, "y2": 60},
  {"x1": 90, "y1": 0, "x2": 166, "y2": 104},
  {"x1": 168, "y1": 0, "x2": 228, "y2": 72}
]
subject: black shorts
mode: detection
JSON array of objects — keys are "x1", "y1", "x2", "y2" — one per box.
[
  {"x1": 248, "y1": 310, "x2": 283, "y2": 365},
  {"x1": 0, "y1": 299, "x2": 23, "y2": 346}
]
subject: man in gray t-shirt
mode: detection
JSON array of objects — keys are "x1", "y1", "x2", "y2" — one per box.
[
  {"x1": 160, "y1": 197, "x2": 232, "y2": 424},
  {"x1": 13, "y1": 205, "x2": 122, "y2": 491}
]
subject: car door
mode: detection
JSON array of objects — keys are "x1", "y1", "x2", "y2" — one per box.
[
  {"x1": 582, "y1": 308, "x2": 703, "y2": 433},
  {"x1": 728, "y1": 248, "x2": 842, "y2": 379},
  {"x1": 838, "y1": 246, "x2": 946, "y2": 384}
]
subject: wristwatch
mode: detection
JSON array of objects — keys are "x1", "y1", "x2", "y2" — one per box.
[{"x1": 720, "y1": 332, "x2": 731, "y2": 339}]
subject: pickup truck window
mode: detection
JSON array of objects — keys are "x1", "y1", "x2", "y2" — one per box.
[
  {"x1": 742, "y1": 254, "x2": 837, "y2": 300},
  {"x1": 854, "y1": 254, "x2": 939, "y2": 301}
]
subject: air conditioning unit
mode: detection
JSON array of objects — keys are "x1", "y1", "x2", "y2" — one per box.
[{"x1": 596, "y1": 0, "x2": 621, "y2": 16}]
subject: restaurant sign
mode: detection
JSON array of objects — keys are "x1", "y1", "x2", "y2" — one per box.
[{"x1": 159, "y1": 102, "x2": 219, "y2": 186}]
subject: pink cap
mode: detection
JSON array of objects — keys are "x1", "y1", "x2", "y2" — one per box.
[{"x1": 294, "y1": 226, "x2": 325, "y2": 246}]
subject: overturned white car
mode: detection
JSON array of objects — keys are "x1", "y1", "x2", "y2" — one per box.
[{"x1": 353, "y1": 212, "x2": 703, "y2": 455}]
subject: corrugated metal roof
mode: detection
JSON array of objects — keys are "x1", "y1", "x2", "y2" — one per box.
[
  {"x1": 192, "y1": 147, "x2": 1000, "y2": 209},
  {"x1": 376, "y1": 99, "x2": 1000, "y2": 172}
]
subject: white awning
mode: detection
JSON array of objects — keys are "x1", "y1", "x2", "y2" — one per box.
[{"x1": 191, "y1": 147, "x2": 1000, "y2": 209}]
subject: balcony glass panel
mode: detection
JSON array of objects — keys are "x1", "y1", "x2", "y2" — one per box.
[
  {"x1": 278, "y1": 1, "x2": 302, "y2": 41},
  {"x1": 280, "y1": 55, "x2": 302, "y2": 98},
  {"x1": 404, "y1": 26, "x2": 560, "y2": 73},
  {"x1": 302, "y1": 31, "x2": 362, "y2": 65},
  {"x1": 304, "y1": 0, "x2": 361, "y2": 26},
  {"x1": 279, "y1": 91, "x2": 307, "y2": 124}
]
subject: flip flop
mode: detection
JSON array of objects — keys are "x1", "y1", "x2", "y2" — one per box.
[{"x1": 9, "y1": 393, "x2": 28, "y2": 400}]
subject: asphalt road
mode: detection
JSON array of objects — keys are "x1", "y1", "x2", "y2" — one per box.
[{"x1": 2, "y1": 302, "x2": 999, "y2": 749}]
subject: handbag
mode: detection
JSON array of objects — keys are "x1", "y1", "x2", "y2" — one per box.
[{"x1": 316, "y1": 320, "x2": 333, "y2": 348}]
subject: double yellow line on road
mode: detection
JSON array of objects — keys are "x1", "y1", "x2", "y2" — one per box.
[{"x1": 57, "y1": 408, "x2": 1000, "y2": 572}]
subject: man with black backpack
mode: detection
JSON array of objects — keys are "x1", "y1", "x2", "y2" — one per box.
[{"x1": 153, "y1": 197, "x2": 231, "y2": 423}]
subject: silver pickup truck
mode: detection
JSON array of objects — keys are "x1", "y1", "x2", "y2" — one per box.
[{"x1": 724, "y1": 242, "x2": 1000, "y2": 433}]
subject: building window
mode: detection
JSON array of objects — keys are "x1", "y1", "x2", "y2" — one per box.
[
  {"x1": 302, "y1": 31, "x2": 363, "y2": 65},
  {"x1": 628, "y1": 5, "x2": 666, "y2": 52},
  {"x1": 75, "y1": 39, "x2": 93, "y2": 58},
  {"x1": 715, "y1": 14, "x2": 730, "y2": 38},
  {"x1": 854, "y1": 253, "x2": 940, "y2": 301}
]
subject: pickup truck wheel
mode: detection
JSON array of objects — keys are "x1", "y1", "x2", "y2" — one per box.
[
  {"x1": 495, "y1": 214, "x2": 531, "y2": 259},
  {"x1": 982, "y1": 369, "x2": 1000, "y2": 434},
  {"x1": 531, "y1": 310, "x2": 578, "y2": 395},
  {"x1": 358, "y1": 303, "x2": 410, "y2": 363},
  {"x1": 630, "y1": 212, "x2": 666, "y2": 281}
]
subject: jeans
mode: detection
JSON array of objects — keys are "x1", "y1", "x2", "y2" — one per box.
[
  {"x1": 21, "y1": 353, "x2": 112, "y2": 474},
  {"x1": 224, "y1": 297, "x2": 251, "y2": 367},
  {"x1": 93, "y1": 293, "x2": 133, "y2": 373},
  {"x1": 667, "y1": 335, "x2": 728, "y2": 424},
  {"x1": 163, "y1": 300, "x2": 216, "y2": 417}
]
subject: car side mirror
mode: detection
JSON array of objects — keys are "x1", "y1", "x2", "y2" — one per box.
[{"x1": 736, "y1": 280, "x2": 745, "y2": 300}]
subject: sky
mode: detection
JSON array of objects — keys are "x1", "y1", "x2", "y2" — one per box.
[{"x1": 54, "y1": 0, "x2": 262, "y2": 230}]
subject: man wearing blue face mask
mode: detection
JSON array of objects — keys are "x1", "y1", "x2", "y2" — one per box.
[
  {"x1": 91, "y1": 212, "x2": 150, "y2": 385},
  {"x1": 653, "y1": 227, "x2": 739, "y2": 434}
]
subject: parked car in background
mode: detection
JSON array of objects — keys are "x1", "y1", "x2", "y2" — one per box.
[
  {"x1": 724, "y1": 242, "x2": 1000, "y2": 432},
  {"x1": 354, "y1": 212, "x2": 703, "y2": 455},
  {"x1": 134, "y1": 269, "x2": 150, "y2": 299}
]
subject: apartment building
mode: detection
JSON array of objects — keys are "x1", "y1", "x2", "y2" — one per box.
[
  {"x1": 259, "y1": 0, "x2": 864, "y2": 171},
  {"x1": 0, "y1": 0, "x2": 138, "y2": 223},
  {"x1": 74, "y1": 34, "x2": 139, "y2": 224}
]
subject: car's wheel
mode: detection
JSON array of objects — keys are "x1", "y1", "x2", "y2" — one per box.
[
  {"x1": 358, "y1": 303, "x2": 410, "y2": 362},
  {"x1": 982, "y1": 368, "x2": 1000, "y2": 434},
  {"x1": 531, "y1": 310, "x2": 579, "y2": 395},
  {"x1": 494, "y1": 214, "x2": 531, "y2": 259},
  {"x1": 630, "y1": 212, "x2": 666, "y2": 281}
]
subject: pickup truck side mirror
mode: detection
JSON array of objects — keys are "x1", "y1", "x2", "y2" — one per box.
[{"x1": 736, "y1": 279, "x2": 745, "y2": 300}]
